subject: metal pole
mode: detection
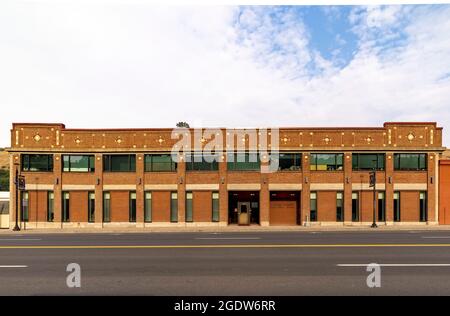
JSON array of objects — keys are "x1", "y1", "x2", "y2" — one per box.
[
  {"x1": 13, "y1": 168, "x2": 20, "y2": 231},
  {"x1": 371, "y1": 162, "x2": 378, "y2": 228}
]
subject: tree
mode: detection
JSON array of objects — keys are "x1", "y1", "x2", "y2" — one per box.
[{"x1": 176, "y1": 122, "x2": 190, "y2": 128}]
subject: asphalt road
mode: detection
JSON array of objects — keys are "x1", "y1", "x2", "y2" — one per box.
[{"x1": 1, "y1": 230, "x2": 450, "y2": 295}]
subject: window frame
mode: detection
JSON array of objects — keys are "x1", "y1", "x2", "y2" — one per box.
[
  {"x1": 103, "y1": 192, "x2": 111, "y2": 223},
  {"x1": 21, "y1": 154, "x2": 53, "y2": 172},
  {"x1": 227, "y1": 152, "x2": 261, "y2": 171},
  {"x1": 129, "y1": 191, "x2": 137, "y2": 223},
  {"x1": 310, "y1": 192, "x2": 317, "y2": 222},
  {"x1": 310, "y1": 153, "x2": 344, "y2": 171},
  {"x1": 394, "y1": 153, "x2": 427, "y2": 171},
  {"x1": 88, "y1": 191, "x2": 95, "y2": 223},
  {"x1": 352, "y1": 153, "x2": 385, "y2": 171},
  {"x1": 276, "y1": 153, "x2": 302, "y2": 172},
  {"x1": 212, "y1": 192, "x2": 220, "y2": 222},
  {"x1": 144, "y1": 191, "x2": 152, "y2": 223},
  {"x1": 103, "y1": 155, "x2": 136, "y2": 172},
  {"x1": 63, "y1": 155, "x2": 95, "y2": 173},
  {"x1": 186, "y1": 153, "x2": 219, "y2": 171},
  {"x1": 62, "y1": 192, "x2": 70, "y2": 223},
  {"x1": 144, "y1": 154, "x2": 177, "y2": 172}
]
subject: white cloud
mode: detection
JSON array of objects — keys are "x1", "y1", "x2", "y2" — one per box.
[{"x1": 0, "y1": 3, "x2": 449, "y2": 146}]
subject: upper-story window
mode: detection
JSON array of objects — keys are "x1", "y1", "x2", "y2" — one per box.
[
  {"x1": 310, "y1": 153, "x2": 343, "y2": 171},
  {"x1": 21, "y1": 154, "x2": 53, "y2": 172},
  {"x1": 276, "y1": 153, "x2": 301, "y2": 171},
  {"x1": 63, "y1": 155, "x2": 95, "y2": 172},
  {"x1": 103, "y1": 155, "x2": 136, "y2": 172},
  {"x1": 352, "y1": 153, "x2": 385, "y2": 171},
  {"x1": 145, "y1": 154, "x2": 177, "y2": 172},
  {"x1": 394, "y1": 153, "x2": 427, "y2": 171},
  {"x1": 227, "y1": 153, "x2": 260, "y2": 171},
  {"x1": 186, "y1": 153, "x2": 219, "y2": 171}
]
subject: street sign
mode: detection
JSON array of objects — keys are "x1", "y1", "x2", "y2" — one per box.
[
  {"x1": 369, "y1": 172, "x2": 376, "y2": 188},
  {"x1": 18, "y1": 176, "x2": 26, "y2": 191}
]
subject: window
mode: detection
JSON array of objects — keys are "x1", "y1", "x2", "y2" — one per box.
[
  {"x1": 394, "y1": 192, "x2": 400, "y2": 222},
  {"x1": 378, "y1": 192, "x2": 386, "y2": 222},
  {"x1": 212, "y1": 192, "x2": 220, "y2": 222},
  {"x1": 420, "y1": 192, "x2": 427, "y2": 222},
  {"x1": 352, "y1": 192, "x2": 359, "y2": 222},
  {"x1": 186, "y1": 192, "x2": 193, "y2": 222},
  {"x1": 310, "y1": 154, "x2": 343, "y2": 171},
  {"x1": 21, "y1": 191, "x2": 29, "y2": 222},
  {"x1": 170, "y1": 192, "x2": 178, "y2": 222},
  {"x1": 310, "y1": 192, "x2": 317, "y2": 222},
  {"x1": 88, "y1": 192, "x2": 95, "y2": 223},
  {"x1": 62, "y1": 192, "x2": 70, "y2": 222},
  {"x1": 145, "y1": 192, "x2": 152, "y2": 222},
  {"x1": 47, "y1": 191, "x2": 54, "y2": 222},
  {"x1": 103, "y1": 155, "x2": 136, "y2": 172},
  {"x1": 103, "y1": 192, "x2": 111, "y2": 222},
  {"x1": 186, "y1": 153, "x2": 219, "y2": 171},
  {"x1": 276, "y1": 153, "x2": 301, "y2": 171},
  {"x1": 352, "y1": 154, "x2": 385, "y2": 171},
  {"x1": 129, "y1": 192, "x2": 136, "y2": 222},
  {"x1": 227, "y1": 153, "x2": 260, "y2": 171},
  {"x1": 336, "y1": 192, "x2": 343, "y2": 222},
  {"x1": 0, "y1": 201, "x2": 9, "y2": 215},
  {"x1": 145, "y1": 154, "x2": 177, "y2": 172},
  {"x1": 21, "y1": 154, "x2": 53, "y2": 172},
  {"x1": 63, "y1": 155, "x2": 95, "y2": 172},
  {"x1": 394, "y1": 154, "x2": 427, "y2": 171}
]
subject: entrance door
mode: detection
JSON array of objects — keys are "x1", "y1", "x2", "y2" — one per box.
[{"x1": 237, "y1": 202, "x2": 251, "y2": 225}]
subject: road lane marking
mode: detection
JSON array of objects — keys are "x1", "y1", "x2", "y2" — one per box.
[
  {"x1": 338, "y1": 264, "x2": 450, "y2": 267},
  {"x1": 1, "y1": 243, "x2": 450, "y2": 249},
  {"x1": 422, "y1": 237, "x2": 450, "y2": 239},
  {"x1": 195, "y1": 237, "x2": 261, "y2": 240},
  {"x1": 0, "y1": 239, "x2": 42, "y2": 241},
  {"x1": 0, "y1": 265, "x2": 28, "y2": 268}
]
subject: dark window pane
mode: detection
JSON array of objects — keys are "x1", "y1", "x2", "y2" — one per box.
[
  {"x1": 104, "y1": 155, "x2": 136, "y2": 172},
  {"x1": 22, "y1": 154, "x2": 53, "y2": 172},
  {"x1": 185, "y1": 192, "x2": 193, "y2": 222},
  {"x1": 212, "y1": 192, "x2": 219, "y2": 222},
  {"x1": 145, "y1": 154, "x2": 176, "y2": 172},
  {"x1": 145, "y1": 192, "x2": 152, "y2": 222},
  {"x1": 278, "y1": 153, "x2": 301, "y2": 171},
  {"x1": 103, "y1": 193, "x2": 111, "y2": 222},
  {"x1": 227, "y1": 153, "x2": 260, "y2": 171},
  {"x1": 170, "y1": 192, "x2": 178, "y2": 222}
]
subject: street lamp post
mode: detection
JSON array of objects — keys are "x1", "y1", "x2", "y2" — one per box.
[
  {"x1": 13, "y1": 165, "x2": 20, "y2": 231},
  {"x1": 370, "y1": 160, "x2": 378, "y2": 228}
]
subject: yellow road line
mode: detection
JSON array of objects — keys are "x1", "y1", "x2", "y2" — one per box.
[{"x1": 0, "y1": 244, "x2": 450, "y2": 249}]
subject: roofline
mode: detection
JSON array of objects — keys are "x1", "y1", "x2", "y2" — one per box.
[{"x1": 11, "y1": 122, "x2": 442, "y2": 132}]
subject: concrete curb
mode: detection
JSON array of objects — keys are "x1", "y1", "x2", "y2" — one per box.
[{"x1": 1, "y1": 225, "x2": 450, "y2": 234}]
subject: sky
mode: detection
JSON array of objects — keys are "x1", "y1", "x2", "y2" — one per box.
[{"x1": 1, "y1": 2, "x2": 450, "y2": 146}]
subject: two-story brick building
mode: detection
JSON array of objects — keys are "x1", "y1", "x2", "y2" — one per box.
[{"x1": 6, "y1": 122, "x2": 446, "y2": 229}]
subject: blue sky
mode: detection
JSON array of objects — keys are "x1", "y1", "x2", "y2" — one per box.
[{"x1": 0, "y1": 3, "x2": 449, "y2": 145}]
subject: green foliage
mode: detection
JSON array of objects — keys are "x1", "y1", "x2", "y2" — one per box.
[{"x1": 176, "y1": 122, "x2": 190, "y2": 128}]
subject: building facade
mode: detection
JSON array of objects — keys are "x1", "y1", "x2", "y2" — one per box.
[{"x1": 6, "y1": 122, "x2": 446, "y2": 229}]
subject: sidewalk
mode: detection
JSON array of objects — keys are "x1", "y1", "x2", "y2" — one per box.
[{"x1": 1, "y1": 225, "x2": 450, "y2": 234}]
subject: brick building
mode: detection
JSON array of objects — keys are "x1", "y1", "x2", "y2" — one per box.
[{"x1": 6, "y1": 122, "x2": 447, "y2": 229}]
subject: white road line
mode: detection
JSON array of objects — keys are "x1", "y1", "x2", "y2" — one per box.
[
  {"x1": 0, "y1": 265, "x2": 28, "y2": 268},
  {"x1": 195, "y1": 237, "x2": 261, "y2": 240},
  {"x1": 0, "y1": 239, "x2": 42, "y2": 241},
  {"x1": 338, "y1": 264, "x2": 450, "y2": 267},
  {"x1": 422, "y1": 237, "x2": 450, "y2": 239}
]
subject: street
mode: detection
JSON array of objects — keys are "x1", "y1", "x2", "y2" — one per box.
[{"x1": 1, "y1": 231, "x2": 450, "y2": 295}]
